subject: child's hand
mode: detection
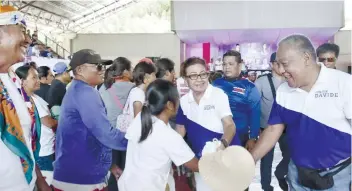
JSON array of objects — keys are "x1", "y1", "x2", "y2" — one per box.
[{"x1": 110, "y1": 164, "x2": 123, "y2": 180}]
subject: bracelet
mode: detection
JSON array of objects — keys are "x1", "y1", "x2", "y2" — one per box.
[{"x1": 220, "y1": 138, "x2": 229, "y2": 148}]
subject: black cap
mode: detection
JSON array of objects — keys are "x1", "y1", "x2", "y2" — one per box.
[
  {"x1": 270, "y1": 52, "x2": 276, "y2": 63},
  {"x1": 69, "y1": 49, "x2": 112, "y2": 70}
]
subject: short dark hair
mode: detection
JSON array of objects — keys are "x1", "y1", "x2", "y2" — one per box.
[
  {"x1": 279, "y1": 34, "x2": 317, "y2": 61},
  {"x1": 316, "y1": 43, "x2": 340, "y2": 58},
  {"x1": 223, "y1": 50, "x2": 242, "y2": 63},
  {"x1": 182, "y1": 57, "x2": 206, "y2": 76},
  {"x1": 155, "y1": 58, "x2": 175, "y2": 78},
  {"x1": 139, "y1": 79, "x2": 179, "y2": 142},
  {"x1": 133, "y1": 61, "x2": 156, "y2": 86},
  {"x1": 37, "y1": 66, "x2": 51, "y2": 79},
  {"x1": 104, "y1": 57, "x2": 132, "y2": 89},
  {"x1": 15, "y1": 65, "x2": 32, "y2": 80}
]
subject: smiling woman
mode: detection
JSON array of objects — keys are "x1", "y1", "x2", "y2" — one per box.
[{"x1": 175, "y1": 56, "x2": 239, "y2": 191}]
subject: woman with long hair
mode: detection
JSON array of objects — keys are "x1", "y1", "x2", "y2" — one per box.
[
  {"x1": 15, "y1": 65, "x2": 58, "y2": 185},
  {"x1": 118, "y1": 79, "x2": 199, "y2": 191},
  {"x1": 99, "y1": 57, "x2": 134, "y2": 191}
]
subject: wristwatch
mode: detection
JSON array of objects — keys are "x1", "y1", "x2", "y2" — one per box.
[{"x1": 220, "y1": 138, "x2": 229, "y2": 148}]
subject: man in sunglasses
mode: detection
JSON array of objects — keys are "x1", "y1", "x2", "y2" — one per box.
[
  {"x1": 52, "y1": 49, "x2": 123, "y2": 191},
  {"x1": 316, "y1": 43, "x2": 340, "y2": 69}
]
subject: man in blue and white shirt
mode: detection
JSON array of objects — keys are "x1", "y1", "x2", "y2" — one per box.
[{"x1": 251, "y1": 34, "x2": 351, "y2": 190}]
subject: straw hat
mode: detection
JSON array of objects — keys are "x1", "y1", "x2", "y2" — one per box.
[{"x1": 199, "y1": 146, "x2": 255, "y2": 191}]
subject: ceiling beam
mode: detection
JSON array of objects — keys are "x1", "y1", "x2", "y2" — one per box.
[
  {"x1": 18, "y1": 1, "x2": 35, "y2": 11},
  {"x1": 44, "y1": 1, "x2": 81, "y2": 17},
  {"x1": 21, "y1": 1, "x2": 73, "y2": 21},
  {"x1": 75, "y1": 0, "x2": 138, "y2": 32}
]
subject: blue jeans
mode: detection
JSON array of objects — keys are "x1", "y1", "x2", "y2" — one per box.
[
  {"x1": 260, "y1": 133, "x2": 290, "y2": 190},
  {"x1": 287, "y1": 160, "x2": 351, "y2": 191}
]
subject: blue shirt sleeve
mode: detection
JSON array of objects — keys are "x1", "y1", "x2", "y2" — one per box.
[
  {"x1": 76, "y1": 87, "x2": 125, "y2": 150},
  {"x1": 268, "y1": 100, "x2": 284, "y2": 125},
  {"x1": 176, "y1": 106, "x2": 187, "y2": 125},
  {"x1": 248, "y1": 85, "x2": 261, "y2": 139}
]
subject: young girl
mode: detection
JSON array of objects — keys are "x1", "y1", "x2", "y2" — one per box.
[
  {"x1": 129, "y1": 61, "x2": 156, "y2": 117},
  {"x1": 118, "y1": 79, "x2": 199, "y2": 191},
  {"x1": 15, "y1": 65, "x2": 58, "y2": 185}
]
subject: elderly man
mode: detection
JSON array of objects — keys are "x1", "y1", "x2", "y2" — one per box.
[
  {"x1": 53, "y1": 49, "x2": 123, "y2": 191},
  {"x1": 0, "y1": 5, "x2": 51, "y2": 191},
  {"x1": 251, "y1": 34, "x2": 351, "y2": 190}
]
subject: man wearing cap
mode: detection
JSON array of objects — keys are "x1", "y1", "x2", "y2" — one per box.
[
  {"x1": 0, "y1": 5, "x2": 51, "y2": 191},
  {"x1": 46, "y1": 62, "x2": 71, "y2": 108},
  {"x1": 255, "y1": 52, "x2": 289, "y2": 191},
  {"x1": 52, "y1": 49, "x2": 123, "y2": 191},
  {"x1": 251, "y1": 34, "x2": 351, "y2": 190}
]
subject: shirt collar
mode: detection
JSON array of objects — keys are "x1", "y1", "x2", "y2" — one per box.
[{"x1": 187, "y1": 83, "x2": 213, "y2": 103}]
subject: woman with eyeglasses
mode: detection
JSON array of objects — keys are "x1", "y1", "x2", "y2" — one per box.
[
  {"x1": 175, "y1": 57, "x2": 239, "y2": 191},
  {"x1": 118, "y1": 79, "x2": 199, "y2": 191},
  {"x1": 15, "y1": 65, "x2": 58, "y2": 185}
]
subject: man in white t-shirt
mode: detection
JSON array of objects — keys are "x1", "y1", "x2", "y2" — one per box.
[{"x1": 0, "y1": 6, "x2": 50, "y2": 191}]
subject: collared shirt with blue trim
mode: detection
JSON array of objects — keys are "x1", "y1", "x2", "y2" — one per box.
[
  {"x1": 213, "y1": 78, "x2": 261, "y2": 139},
  {"x1": 268, "y1": 64, "x2": 352, "y2": 169},
  {"x1": 176, "y1": 84, "x2": 241, "y2": 158}
]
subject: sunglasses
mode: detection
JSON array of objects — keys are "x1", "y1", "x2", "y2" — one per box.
[
  {"x1": 86, "y1": 63, "x2": 105, "y2": 71},
  {"x1": 186, "y1": 73, "x2": 209, "y2": 80},
  {"x1": 318, "y1": 57, "x2": 336, "y2": 62}
]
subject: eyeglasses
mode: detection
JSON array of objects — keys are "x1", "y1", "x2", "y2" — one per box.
[
  {"x1": 318, "y1": 57, "x2": 336, "y2": 62},
  {"x1": 186, "y1": 73, "x2": 209, "y2": 80}
]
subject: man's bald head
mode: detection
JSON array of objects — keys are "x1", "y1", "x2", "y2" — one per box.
[{"x1": 278, "y1": 34, "x2": 317, "y2": 62}]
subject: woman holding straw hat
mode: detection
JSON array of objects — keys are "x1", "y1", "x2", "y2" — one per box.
[{"x1": 175, "y1": 57, "x2": 240, "y2": 190}]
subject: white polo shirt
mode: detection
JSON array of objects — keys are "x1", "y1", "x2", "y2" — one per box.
[
  {"x1": 118, "y1": 114, "x2": 195, "y2": 191},
  {"x1": 0, "y1": 74, "x2": 36, "y2": 191},
  {"x1": 176, "y1": 84, "x2": 237, "y2": 158},
  {"x1": 268, "y1": 63, "x2": 351, "y2": 169}
]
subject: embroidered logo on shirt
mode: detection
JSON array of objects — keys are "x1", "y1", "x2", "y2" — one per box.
[
  {"x1": 233, "y1": 87, "x2": 246, "y2": 95},
  {"x1": 204, "y1": 105, "x2": 215, "y2": 110},
  {"x1": 315, "y1": 90, "x2": 338, "y2": 98}
]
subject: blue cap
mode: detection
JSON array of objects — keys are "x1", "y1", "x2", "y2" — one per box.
[
  {"x1": 53, "y1": 62, "x2": 68, "y2": 74},
  {"x1": 270, "y1": 52, "x2": 276, "y2": 63}
]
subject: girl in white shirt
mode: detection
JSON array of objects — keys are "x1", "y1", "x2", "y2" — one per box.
[
  {"x1": 129, "y1": 61, "x2": 156, "y2": 117},
  {"x1": 118, "y1": 79, "x2": 199, "y2": 191}
]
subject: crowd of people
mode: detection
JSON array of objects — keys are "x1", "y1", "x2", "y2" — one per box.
[{"x1": 0, "y1": 5, "x2": 351, "y2": 191}]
